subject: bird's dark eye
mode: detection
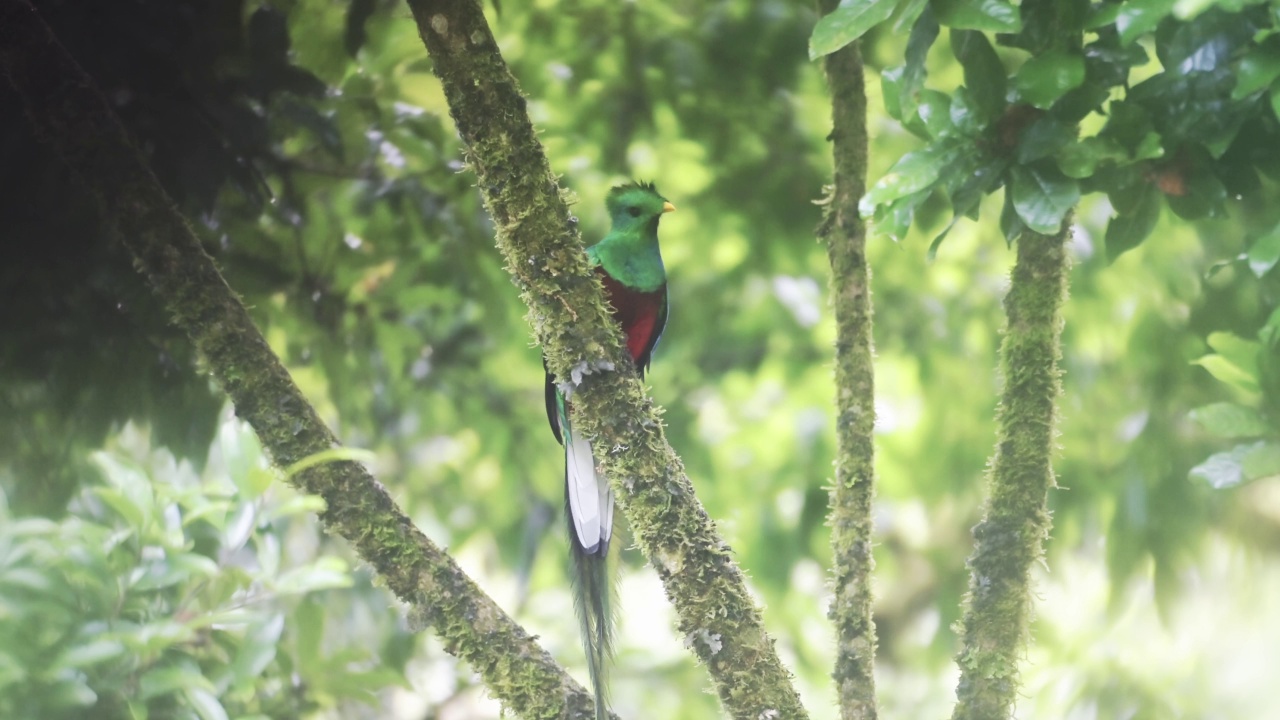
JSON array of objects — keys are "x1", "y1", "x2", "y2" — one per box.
[{"x1": 627, "y1": 206, "x2": 642, "y2": 217}]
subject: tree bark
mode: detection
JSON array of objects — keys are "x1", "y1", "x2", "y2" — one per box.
[
  {"x1": 815, "y1": 2, "x2": 879, "y2": 716},
  {"x1": 0, "y1": 3, "x2": 604, "y2": 718},
  {"x1": 404, "y1": 1, "x2": 809, "y2": 718},
  {"x1": 951, "y1": 224, "x2": 1070, "y2": 720}
]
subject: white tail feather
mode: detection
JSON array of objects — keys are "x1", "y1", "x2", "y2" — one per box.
[{"x1": 566, "y1": 430, "x2": 601, "y2": 551}]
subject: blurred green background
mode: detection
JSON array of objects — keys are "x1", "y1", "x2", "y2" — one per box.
[{"x1": 1, "y1": 1, "x2": 1278, "y2": 718}]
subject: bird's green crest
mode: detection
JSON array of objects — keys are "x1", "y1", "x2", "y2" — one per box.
[{"x1": 604, "y1": 181, "x2": 671, "y2": 231}]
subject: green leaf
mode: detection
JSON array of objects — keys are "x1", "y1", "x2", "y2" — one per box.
[
  {"x1": 140, "y1": 663, "x2": 216, "y2": 700},
  {"x1": 1243, "y1": 443, "x2": 1280, "y2": 480},
  {"x1": 1272, "y1": 87, "x2": 1280, "y2": 123},
  {"x1": 1247, "y1": 223, "x2": 1280, "y2": 277},
  {"x1": 1192, "y1": 354, "x2": 1261, "y2": 395},
  {"x1": 1190, "y1": 402, "x2": 1270, "y2": 438},
  {"x1": 284, "y1": 447, "x2": 377, "y2": 479},
  {"x1": 1207, "y1": 332, "x2": 1261, "y2": 374},
  {"x1": 1133, "y1": 131, "x2": 1164, "y2": 161},
  {"x1": 48, "y1": 679, "x2": 97, "y2": 708},
  {"x1": 1056, "y1": 136, "x2": 1126, "y2": 178},
  {"x1": 1232, "y1": 44, "x2": 1280, "y2": 99},
  {"x1": 871, "y1": 188, "x2": 931, "y2": 241},
  {"x1": 272, "y1": 556, "x2": 352, "y2": 595},
  {"x1": 1190, "y1": 443, "x2": 1252, "y2": 488},
  {"x1": 89, "y1": 487, "x2": 146, "y2": 530},
  {"x1": 183, "y1": 687, "x2": 230, "y2": 720},
  {"x1": 932, "y1": 0, "x2": 1022, "y2": 32},
  {"x1": 1015, "y1": 48, "x2": 1086, "y2": 108},
  {"x1": 999, "y1": 185, "x2": 1025, "y2": 244},
  {"x1": 132, "y1": 552, "x2": 218, "y2": 592},
  {"x1": 1018, "y1": 116, "x2": 1075, "y2": 163},
  {"x1": 53, "y1": 639, "x2": 127, "y2": 671},
  {"x1": 227, "y1": 614, "x2": 284, "y2": 688},
  {"x1": 951, "y1": 29, "x2": 1007, "y2": 122},
  {"x1": 809, "y1": 0, "x2": 898, "y2": 60},
  {"x1": 882, "y1": 8, "x2": 941, "y2": 135},
  {"x1": 1104, "y1": 183, "x2": 1161, "y2": 261},
  {"x1": 1010, "y1": 164, "x2": 1079, "y2": 233},
  {"x1": 917, "y1": 89, "x2": 953, "y2": 138},
  {"x1": 292, "y1": 599, "x2": 326, "y2": 677},
  {"x1": 1089, "y1": 0, "x2": 1176, "y2": 45},
  {"x1": 90, "y1": 452, "x2": 156, "y2": 529},
  {"x1": 862, "y1": 140, "x2": 966, "y2": 212},
  {"x1": 889, "y1": 0, "x2": 931, "y2": 33}
]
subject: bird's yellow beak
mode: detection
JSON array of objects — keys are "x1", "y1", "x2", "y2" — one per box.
[{"x1": 662, "y1": 201, "x2": 677, "y2": 214}]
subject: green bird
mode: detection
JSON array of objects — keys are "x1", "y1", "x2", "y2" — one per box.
[{"x1": 544, "y1": 181, "x2": 675, "y2": 718}]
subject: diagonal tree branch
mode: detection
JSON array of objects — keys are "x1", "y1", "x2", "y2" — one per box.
[
  {"x1": 951, "y1": 224, "x2": 1070, "y2": 720},
  {"x1": 814, "y1": 2, "x2": 879, "y2": 716},
  {"x1": 405, "y1": 1, "x2": 809, "y2": 718},
  {"x1": 0, "y1": 3, "x2": 604, "y2": 718}
]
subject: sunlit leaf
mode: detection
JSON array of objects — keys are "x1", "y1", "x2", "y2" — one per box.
[
  {"x1": 1192, "y1": 354, "x2": 1260, "y2": 395},
  {"x1": 1089, "y1": 0, "x2": 1177, "y2": 45},
  {"x1": 284, "y1": 447, "x2": 377, "y2": 479},
  {"x1": 1190, "y1": 402, "x2": 1269, "y2": 438},
  {"x1": 184, "y1": 686, "x2": 230, "y2": 720},
  {"x1": 272, "y1": 557, "x2": 353, "y2": 595},
  {"x1": 140, "y1": 663, "x2": 217, "y2": 699},
  {"x1": 52, "y1": 639, "x2": 126, "y2": 671},
  {"x1": 862, "y1": 140, "x2": 966, "y2": 212},
  {"x1": 809, "y1": 0, "x2": 898, "y2": 60},
  {"x1": 1207, "y1": 332, "x2": 1261, "y2": 373},
  {"x1": 1247, "y1": 223, "x2": 1280, "y2": 277},
  {"x1": 932, "y1": 0, "x2": 1022, "y2": 32}
]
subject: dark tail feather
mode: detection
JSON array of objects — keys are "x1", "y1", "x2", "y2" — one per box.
[{"x1": 568, "y1": 518, "x2": 614, "y2": 719}]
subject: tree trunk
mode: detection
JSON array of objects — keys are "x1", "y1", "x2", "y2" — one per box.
[{"x1": 951, "y1": 224, "x2": 1070, "y2": 720}]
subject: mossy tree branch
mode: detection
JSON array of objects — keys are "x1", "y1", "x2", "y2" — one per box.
[
  {"x1": 0, "y1": 3, "x2": 606, "y2": 718},
  {"x1": 404, "y1": 1, "x2": 808, "y2": 717},
  {"x1": 951, "y1": 224, "x2": 1070, "y2": 720},
  {"x1": 814, "y1": 2, "x2": 879, "y2": 717}
]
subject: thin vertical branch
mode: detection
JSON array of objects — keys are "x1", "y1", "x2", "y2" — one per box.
[
  {"x1": 952, "y1": 225, "x2": 1070, "y2": 720},
  {"x1": 815, "y1": 3, "x2": 878, "y2": 717}
]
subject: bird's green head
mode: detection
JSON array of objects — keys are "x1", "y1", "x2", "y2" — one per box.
[{"x1": 605, "y1": 181, "x2": 675, "y2": 235}]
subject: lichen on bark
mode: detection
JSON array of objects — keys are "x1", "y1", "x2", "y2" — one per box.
[{"x1": 951, "y1": 224, "x2": 1071, "y2": 720}]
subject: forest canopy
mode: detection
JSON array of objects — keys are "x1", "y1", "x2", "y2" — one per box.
[{"x1": 1, "y1": 0, "x2": 1279, "y2": 719}]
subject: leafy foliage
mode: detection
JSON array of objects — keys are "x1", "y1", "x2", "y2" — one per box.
[
  {"x1": 837, "y1": 0, "x2": 1280, "y2": 260},
  {"x1": 0, "y1": 422, "x2": 405, "y2": 719}
]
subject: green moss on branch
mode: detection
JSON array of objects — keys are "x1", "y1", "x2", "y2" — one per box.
[
  {"x1": 951, "y1": 224, "x2": 1070, "y2": 720},
  {"x1": 815, "y1": 3, "x2": 879, "y2": 716},
  {"x1": 0, "y1": 3, "x2": 602, "y2": 717},
  {"x1": 406, "y1": 1, "x2": 808, "y2": 718}
]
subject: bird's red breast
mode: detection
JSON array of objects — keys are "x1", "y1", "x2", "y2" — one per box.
[{"x1": 597, "y1": 268, "x2": 665, "y2": 365}]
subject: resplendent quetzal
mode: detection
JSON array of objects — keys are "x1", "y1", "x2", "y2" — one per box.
[{"x1": 544, "y1": 181, "x2": 674, "y2": 718}]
